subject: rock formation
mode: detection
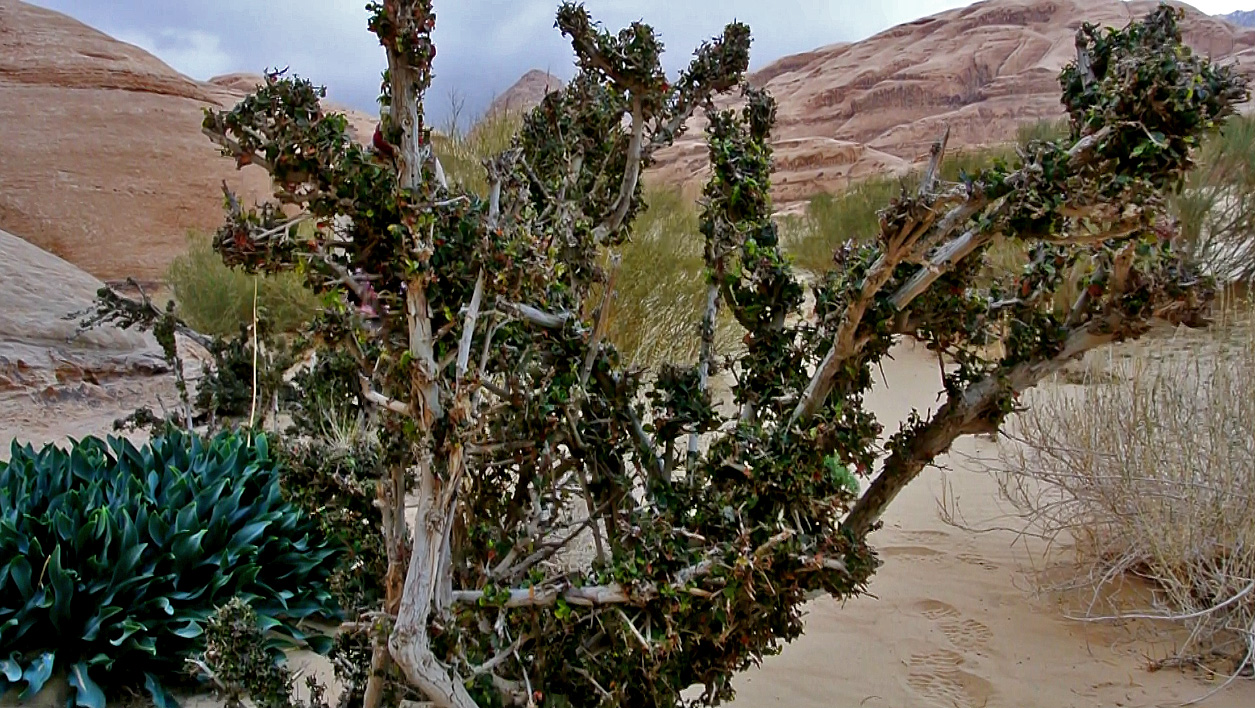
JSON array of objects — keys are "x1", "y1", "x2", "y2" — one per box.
[
  {"x1": 485, "y1": 69, "x2": 563, "y2": 117},
  {"x1": 651, "y1": 0, "x2": 1255, "y2": 202},
  {"x1": 0, "y1": 0, "x2": 372, "y2": 284},
  {"x1": 1222, "y1": 9, "x2": 1255, "y2": 29},
  {"x1": 0, "y1": 227, "x2": 166, "y2": 393}
]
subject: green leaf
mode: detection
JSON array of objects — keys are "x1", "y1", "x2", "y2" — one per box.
[
  {"x1": 171, "y1": 529, "x2": 207, "y2": 560},
  {"x1": 0, "y1": 655, "x2": 21, "y2": 681},
  {"x1": 81, "y1": 606, "x2": 125, "y2": 642},
  {"x1": 8, "y1": 556, "x2": 32, "y2": 597},
  {"x1": 47, "y1": 545, "x2": 75, "y2": 630},
  {"x1": 305, "y1": 633, "x2": 335, "y2": 655},
  {"x1": 171, "y1": 620, "x2": 203, "y2": 639},
  {"x1": 68, "y1": 662, "x2": 106, "y2": 708},
  {"x1": 145, "y1": 673, "x2": 181, "y2": 708},
  {"x1": 175, "y1": 502, "x2": 197, "y2": 534},
  {"x1": 19, "y1": 652, "x2": 55, "y2": 700},
  {"x1": 231, "y1": 519, "x2": 271, "y2": 548},
  {"x1": 109, "y1": 618, "x2": 147, "y2": 647}
]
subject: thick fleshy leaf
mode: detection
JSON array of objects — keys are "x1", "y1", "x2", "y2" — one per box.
[
  {"x1": 47, "y1": 545, "x2": 75, "y2": 629},
  {"x1": 68, "y1": 662, "x2": 106, "y2": 708},
  {"x1": 231, "y1": 519, "x2": 271, "y2": 548},
  {"x1": 81, "y1": 606, "x2": 125, "y2": 642},
  {"x1": 8, "y1": 557, "x2": 32, "y2": 598},
  {"x1": 145, "y1": 673, "x2": 181, "y2": 708},
  {"x1": 0, "y1": 654, "x2": 21, "y2": 681},
  {"x1": 305, "y1": 634, "x2": 335, "y2": 655},
  {"x1": 19, "y1": 652, "x2": 55, "y2": 700},
  {"x1": 171, "y1": 620, "x2": 203, "y2": 639}
]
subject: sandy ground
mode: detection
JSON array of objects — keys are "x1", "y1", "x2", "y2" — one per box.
[{"x1": 4, "y1": 341, "x2": 1254, "y2": 708}]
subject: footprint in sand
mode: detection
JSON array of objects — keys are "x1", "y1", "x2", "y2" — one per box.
[
  {"x1": 896, "y1": 529, "x2": 952, "y2": 543},
  {"x1": 878, "y1": 545, "x2": 946, "y2": 560},
  {"x1": 913, "y1": 599, "x2": 994, "y2": 652},
  {"x1": 956, "y1": 552, "x2": 998, "y2": 571},
  {"x1": 878, "y1": 531, "x2": 953, "y2": 563},
  {"x1": 906, "y1": 649, "x2": 996, "y2": 708}
]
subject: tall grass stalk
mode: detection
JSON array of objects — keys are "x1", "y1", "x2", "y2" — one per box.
[
  {"x1": 1172, "y1": 114, "x2": 1255, "y2": 285},
  {"x1": 602, "y1": 186, "x2": 741, "y2": 365},
  {"x1": 432, "y1": 110, "x2": 522, "y2": 197}
]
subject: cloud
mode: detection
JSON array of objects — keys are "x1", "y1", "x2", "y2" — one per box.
[
  {"x1": 111, "y1": 28, "x2": 234, "y2": 79},
  {"x1": 22, "y1": 0, "x2": 1253, "y2": 125}
]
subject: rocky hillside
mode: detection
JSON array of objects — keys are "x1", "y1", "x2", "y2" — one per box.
[
  {"x1": 0, "y1": 0, "x2": 372, "y2": 283},
  {"x1": 0, "y1": 227, "x2": 166, "y2": 393},
  {"x1": 647, "y1": 0, "x2": 1255, "y2": 202},
  {"x1": 1222, "y1": 9, "x2": 1255, "y2": 28},
  {"x1": 3, "y1": 0, "x2": 1254, "y2": 287},
  {"x1": 486, "y1": 69, "x2": 562, "y2": 117}
]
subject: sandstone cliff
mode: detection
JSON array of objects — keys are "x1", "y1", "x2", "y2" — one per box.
[
  {"x1": 0, "y1": 227, "x2": 166, "y2": 392},
  {"x1": 0, "y1": 1, "x2": 371, "y2": 283},
  {"x1": 649, "y1": 0, "x2": 1255, "y2": 201}
]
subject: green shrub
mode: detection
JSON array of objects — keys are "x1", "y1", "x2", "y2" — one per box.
[
  {"x1": 167, "y1": 231, "x2": 320, "y2": 337},
  {"x1": 0, "y1": 429, "x2": 339, "y2": 707}
]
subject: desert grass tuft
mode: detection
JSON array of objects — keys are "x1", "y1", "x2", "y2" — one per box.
[
  {"x1": 998, "y1": 301, "x2": 1255, "y2": 687},
  {"x1": 166, "y1": 230, "x2": 320, "y2": 337}
]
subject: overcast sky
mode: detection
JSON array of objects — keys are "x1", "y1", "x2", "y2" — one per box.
[{"x1": 25, "y1": 0, "x2": 1254, "y2": 128}]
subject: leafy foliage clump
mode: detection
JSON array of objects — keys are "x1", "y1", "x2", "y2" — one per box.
[
  {"x1": 203, "y1": 598, "x2": 332, "y2": 708},
  {"x1": 158, "y1": 2, "x2": 1251, "y2": 707},
  {"x1": 0, "y1": 430, "x2": 340, "y2": 707}
]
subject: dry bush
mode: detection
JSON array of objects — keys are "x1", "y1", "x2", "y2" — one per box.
[
  {"x1": 999, "y1": 303, "x2": 1255, "y2": 684},
  {"x1": 167, "y1": 230, "x2": 321, "y2": 336}
]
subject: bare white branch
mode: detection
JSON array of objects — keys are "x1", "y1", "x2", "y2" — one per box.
[
  {"x1": 592, "y1": 97, "x2": 645, "y2": 244},
  {"x1": 496, "y1": 299, "x2": 574, "y2": 329},
  {"x1": 457, "y1": 270, "x2": 486, "y2": 383}
]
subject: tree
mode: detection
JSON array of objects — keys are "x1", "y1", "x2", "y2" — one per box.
[{"x1": 196, "y1": 2, "x2": 1246, "y2": 707}]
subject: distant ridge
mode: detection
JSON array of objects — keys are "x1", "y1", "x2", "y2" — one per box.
[{"x1": 1222, "y1": 9, "x2": 1255, "y2": 28}]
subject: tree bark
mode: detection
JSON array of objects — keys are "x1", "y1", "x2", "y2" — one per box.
[
  {"x1": 390, "y1": 460, "x2": 479, "y2": 708},
  {"x1": 377, "y1": 11, "x2": 473, "y2": 705},
  {"x1": 841, "y1": 320, "x2": 1123, "y2": 538}
]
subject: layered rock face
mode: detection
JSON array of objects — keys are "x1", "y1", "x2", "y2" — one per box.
[
  {"x1": 0, "y1": 1, "x2": 371, "y2": 283},
  {"x1": 0, "y1": 227, "x2": 166, "y2": 392},
  {"x1": 651, "y1": 0, "x2": 1255, "y2": 202}
]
